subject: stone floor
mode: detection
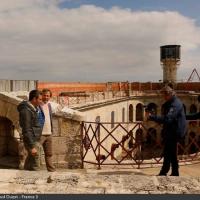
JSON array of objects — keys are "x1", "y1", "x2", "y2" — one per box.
[{"x1": 1, "y1": 163, "x2": 200, "y2": 194}]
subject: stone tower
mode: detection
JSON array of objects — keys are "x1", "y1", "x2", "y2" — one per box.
[{"x1": 160, "y1": 45, "x2": 181, "y2": 83}]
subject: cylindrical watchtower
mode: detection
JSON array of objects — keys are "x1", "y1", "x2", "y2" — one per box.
[{"x1": 160, "y1": 45, "x2": 181, "y2": 83}]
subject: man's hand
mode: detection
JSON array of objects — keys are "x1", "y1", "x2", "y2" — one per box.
[{"x1": 31, "y1": 147, "x2": 37, "y2": 156}]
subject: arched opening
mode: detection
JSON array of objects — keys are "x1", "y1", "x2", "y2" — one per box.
[
  {"x1": 0, "y1": 117, "x2": 19, "y2": 168},
  {"x1": 122, "y1": 107, "x2": 125, "y2": 123},
  {"x1": 136, "y1": 103, "x2": 143, "y2": 121},
  {"x1": 129, "y1": 104, "x2": 133, "y2": 122},
  {"x1": 190, "y1": 104, "x2": 197, "y2": 113},
  {"x1": 111, "y1": 111, "x2": 115, "y2": 129},
  {"x1": 146, "y1": 103, "x2": 158, "y2": 115},
  {"x1": 134, "y1": 128, "x2": 143, "y2": 160},
  {"x1": 135, "y1": 128, "x2": 143, "y2": 144}
]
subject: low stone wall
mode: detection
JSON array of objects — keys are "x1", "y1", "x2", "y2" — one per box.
[{"x1": 40, "y1": 115, "x2": 83, "y2": 169}]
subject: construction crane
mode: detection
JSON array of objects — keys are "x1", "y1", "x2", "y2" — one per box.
[{"x1": 187, "y1": 68, "x2": 200, "y2": 82}]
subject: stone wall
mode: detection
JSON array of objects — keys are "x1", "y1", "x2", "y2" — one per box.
[{"x1": 42, "y1": 115, "x2": 83, "y2": 169}]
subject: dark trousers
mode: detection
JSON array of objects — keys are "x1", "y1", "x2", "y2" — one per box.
[
  {"x1": 23, "y1": 142, "x2": 41, "y2": 171},
  {"x1": 40, "y1": 135, "x2": 55, "y2": 172},
  {"x1": 160, "y1": 139, "x2": 179, "y2": 175}
]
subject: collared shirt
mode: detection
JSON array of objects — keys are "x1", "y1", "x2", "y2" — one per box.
[{"x1": 41, "y1": 102, "x2": 52, "y2": 135}]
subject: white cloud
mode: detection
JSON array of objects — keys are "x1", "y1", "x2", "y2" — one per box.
[
  {"x1": 0, "y1": 0, "x2": 61, "y2": 11},
  {"x1": 0, "y1": 3, "x2": 199, "y2": 82}
]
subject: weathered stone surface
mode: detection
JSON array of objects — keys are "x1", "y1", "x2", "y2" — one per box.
[
  {"x1": 52, "y1": 118, "x2": 60, "y2": 136},
  {"x1": 52, "y1": 137, "x2": 67, "y2": 155},
  {"x1": 0, "y1": 169, "x2": 200, "y2": 194}
]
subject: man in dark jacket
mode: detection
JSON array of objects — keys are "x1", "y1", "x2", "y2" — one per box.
[
  {"x1": 17, "y1": 90, "x2": 43, "y2": 171},
  {"x1": 146, "y1": 86, "x2": 186, "y2": 176}
]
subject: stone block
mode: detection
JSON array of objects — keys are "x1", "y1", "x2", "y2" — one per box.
[
  {"x1": 60, "y1": 119, "x2": 69, "y2": 136},
  {"x1": 67, "y1": 159, "x2": 82, "y2": 169},
  {"x1": 60, "y1": 119, "x2": 81, "y2": 137},
  {"x1": 52, "y1": 154, "x2": 68, "y2": 167},
  {"x1": 52, "y1": 137, "x2": 67, "y2": 155},
  {"x1": 67, "y1": 145, "x2": 81, "y2": 155}
]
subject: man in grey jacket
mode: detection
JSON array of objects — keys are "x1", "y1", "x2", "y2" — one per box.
[{"x1": 17, "y1": 90, "x2": 43, "y2": 171}]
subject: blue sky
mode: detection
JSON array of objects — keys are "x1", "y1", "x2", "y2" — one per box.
[
  {"x1": 0, "y1": 0, "x2": 199, "y2": 82},
  {"x1": 60, "y1": 0, "x2": 200, "y2": 23}
]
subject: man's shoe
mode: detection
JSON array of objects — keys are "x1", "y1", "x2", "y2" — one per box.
[
  {"x1": 170, "y1": 173, "x2": 179, "y2": 176},
  {"x1": 157, "y1": 173, "x2": 167, "y2": 176},
  {"x1": 25, "y1": 167, "x2": 40, "y2": 171},
  {"x1": 170, "y1": 170, "x2": 179, "y2": 176}
]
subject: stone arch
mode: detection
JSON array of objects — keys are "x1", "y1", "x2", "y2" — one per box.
[
  {"x1": 129, "y1": 104, "x2": 133, "y2": 122},
  {"x1": 136, "y1": 103, "x2": 143, "y2": 121},
  {"x1": 0, "y1": 94, "x2": 21, "y2": 169}
]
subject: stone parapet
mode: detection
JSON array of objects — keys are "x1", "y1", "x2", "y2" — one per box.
[
  {"x1": 45, "y1": 117, "x2": 82, "y2": 169},
  {"x1": 1, "y1": 168, "x2": 200, "y2": 194}
]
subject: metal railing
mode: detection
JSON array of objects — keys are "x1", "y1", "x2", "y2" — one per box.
[{"x1": 81, "y1": 121, "x2": 200, "y2": 169}]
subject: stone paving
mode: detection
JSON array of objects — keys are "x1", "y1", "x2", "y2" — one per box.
[{"x1": 1, "y1": 163, "x2": 200, "y2": 194}]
